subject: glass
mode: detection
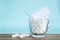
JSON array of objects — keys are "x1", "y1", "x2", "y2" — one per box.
[{"x1": 29, "y1": 17, "x2": 49, "y2": 38}]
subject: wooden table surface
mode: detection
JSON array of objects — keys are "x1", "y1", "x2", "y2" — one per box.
[{"x1": 0, "y1": 34, "x2": 60, "y2": 40}]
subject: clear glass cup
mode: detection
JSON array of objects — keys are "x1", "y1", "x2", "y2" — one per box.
[{"x1": 29, "y1": 17, "x2": 49, "y2": 38}]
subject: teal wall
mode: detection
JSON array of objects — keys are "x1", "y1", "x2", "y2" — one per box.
[{"x1": 0, "y1": 0, "x2": 60, "y2": 34}]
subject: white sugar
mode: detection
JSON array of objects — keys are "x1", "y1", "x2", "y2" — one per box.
[{"x1": 30, "y1": 6, "x2": 50, "y2": 34}]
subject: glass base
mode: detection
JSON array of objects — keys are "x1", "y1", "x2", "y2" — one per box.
[{"x1": 32, "y1": 35, "x2": 45, "y2": 38}]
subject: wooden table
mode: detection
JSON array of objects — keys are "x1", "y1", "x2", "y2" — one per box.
[{"x1": 0, "y1": 34, "x2": 60, "y2": 40}]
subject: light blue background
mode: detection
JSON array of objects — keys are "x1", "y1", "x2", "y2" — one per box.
[{"x1": 0, "y1": 0, "x2": 60, "y2": 34}]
